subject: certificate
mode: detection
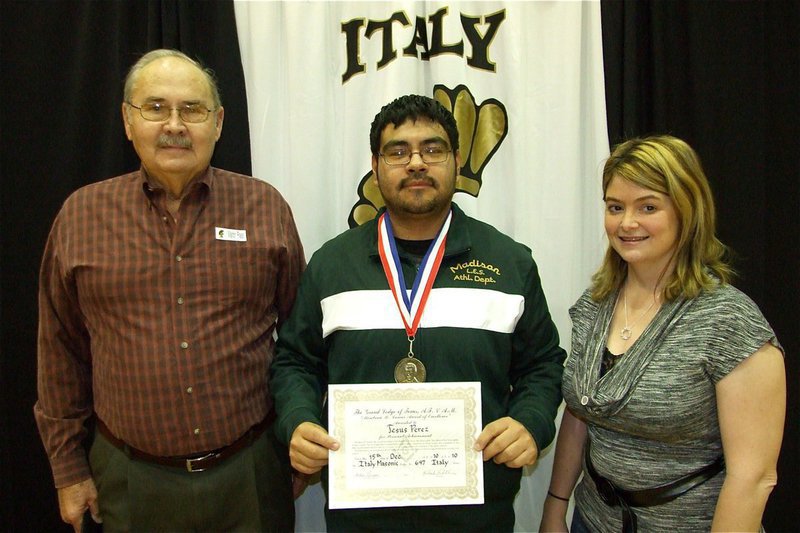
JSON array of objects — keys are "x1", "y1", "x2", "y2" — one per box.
[{"x1": 327, "y1": 381, "x2": 484, "y2": 509}]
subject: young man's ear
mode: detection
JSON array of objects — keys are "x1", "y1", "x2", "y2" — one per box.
[{"x1": 371, "y1": 156, "x2": 379, "y2": 185}]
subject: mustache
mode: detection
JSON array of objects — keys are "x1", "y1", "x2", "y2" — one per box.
[
  {"x1": 157, "y1": 134, "x2": 192, "y2": 148},
  {"x1": 400, "y1": 175, "x2": 436, "y2": 188}
]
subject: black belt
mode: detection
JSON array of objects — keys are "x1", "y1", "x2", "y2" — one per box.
[
  {"x1": 585, "y1": 439, "x2": 724, "y2": 533},
  {"x1": 96, "y1": 412, "x2": 274, "y2": 473}
]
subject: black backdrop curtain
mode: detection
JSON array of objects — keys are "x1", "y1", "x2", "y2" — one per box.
[
  {"x1": 1, "y1": 1, "x2": 797, "y2": 531},
  {"x1": 0, "y1": 2, "x2": 251, "y2": 530},
  {"x1": 601, "y1": 2, "x2": 799, "y2": 527}
]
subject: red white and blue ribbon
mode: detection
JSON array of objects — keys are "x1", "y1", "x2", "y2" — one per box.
[{"x1": 377, "y1": 210, "x2": 452, "y2": 337}]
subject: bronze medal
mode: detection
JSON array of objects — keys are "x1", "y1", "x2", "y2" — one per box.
[{"x1": 394, "y1": 356, "x2": 426, "y2": 383}]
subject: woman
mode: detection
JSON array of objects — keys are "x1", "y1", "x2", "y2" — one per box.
[{"x1": 539, "y1": 135, "x2": 785, "y2": 532}]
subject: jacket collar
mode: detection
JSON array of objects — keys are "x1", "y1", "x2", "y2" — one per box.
[{"x1": 367, "y1": 202, "x2": 472, "y2": 260}]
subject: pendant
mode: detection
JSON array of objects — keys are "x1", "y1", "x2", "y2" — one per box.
[
  {"x1": 394, "y1": 356, "x2": 426, "y2": 383},
  {"x1": 620, "y1": 326, "x2": 632, "y2": 340}
]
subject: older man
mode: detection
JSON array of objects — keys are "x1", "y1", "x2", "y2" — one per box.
[
  {"x1": 35, "y1": 49, "x2": 304, "y2": 532},
  {"x1": 270, "y1": 95, "x2": 566, "y2": 531}
]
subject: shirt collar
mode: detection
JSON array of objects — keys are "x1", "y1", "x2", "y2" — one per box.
[{"x1": 139, "y1": 166, "x2": 214, "y2": 197}]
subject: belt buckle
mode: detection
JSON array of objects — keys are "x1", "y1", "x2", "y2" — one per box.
[{"x1": 185, "y1": 452, "x2": 215, "y2": 473}]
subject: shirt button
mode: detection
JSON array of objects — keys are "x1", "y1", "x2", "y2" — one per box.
[
  {"x1": 162, "y1": 216, "x2": 168, "y2": 223},
  {"x1": 177, "y1": 296, "x2": 184, "y2": 305},
  {"x1": 186, "y1": 386, "x2": 193, "y2": 394},
  {"x1": 180, "y1": 341, "x2": 189, "y2": 349},
  {"x1": 176, "y1": 255, "x2": 183, "y2": 262},
  {"x1": 580, "y1": 395, "x2": 589, "y2": 406},
  {"x1": 193, "y1": 428, "x2": 200, "y2": 435}
]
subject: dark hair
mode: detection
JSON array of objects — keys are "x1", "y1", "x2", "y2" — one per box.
[{"x1": 369, "y1": 95, "x2": 459, "y2": 156}]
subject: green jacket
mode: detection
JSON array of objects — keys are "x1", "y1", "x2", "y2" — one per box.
[{"x1": 271, "y1": 203, "x2": 565, "y2": 531}]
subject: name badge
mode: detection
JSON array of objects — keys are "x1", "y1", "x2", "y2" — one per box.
[{"x1": 215, "y1": 227, "x2": 247, "y2": 242}]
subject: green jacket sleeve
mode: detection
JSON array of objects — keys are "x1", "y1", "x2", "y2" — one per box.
[
  {"x1": 271, "y1": 262, "x2": 328, "y2": 446},
  {"x1": 507, "y1": 259, "x2": 566, "y2": 451}
]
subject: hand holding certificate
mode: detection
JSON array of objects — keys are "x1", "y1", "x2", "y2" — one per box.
[{"x1": 327, "y1": 382, "x2": 484, "y2": 509}]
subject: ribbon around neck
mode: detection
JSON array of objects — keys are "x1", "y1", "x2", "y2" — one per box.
[{"x1": 377, "y1": 210, "x2": 452, "y2": 337}]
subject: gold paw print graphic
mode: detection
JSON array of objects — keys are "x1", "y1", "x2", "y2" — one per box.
[{"x1": 348, "y1": 85, "x2": 509, "y2": 228}]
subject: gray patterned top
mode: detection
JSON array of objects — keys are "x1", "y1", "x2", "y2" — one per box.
[{"x1": 562, "y1": 283, "x2": 781, "y2": 532}]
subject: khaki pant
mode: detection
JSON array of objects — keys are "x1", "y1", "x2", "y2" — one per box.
[{"x1": 89, "y1": 425, "x2": 294, "y2": 532}]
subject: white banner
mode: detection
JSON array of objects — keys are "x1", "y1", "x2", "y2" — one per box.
[{"x1": 235, "y1": 1, "x2": 608, "y2": 530}]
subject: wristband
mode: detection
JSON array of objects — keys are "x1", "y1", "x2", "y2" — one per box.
[{"x1": 547, "y1": 489, "x2": 570, "y2": 502}]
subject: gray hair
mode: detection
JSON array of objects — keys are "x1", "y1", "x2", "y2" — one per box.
[{"x1": 123, "y1": 49, "x2": 222, "y2": 108}]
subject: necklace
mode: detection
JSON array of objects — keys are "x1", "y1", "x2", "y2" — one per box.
[{"x1": 620, "y1": 289, "x2": 657, "y2": 340}]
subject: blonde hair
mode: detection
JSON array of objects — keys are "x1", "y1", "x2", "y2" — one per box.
[{"x1": 591, "y1": 135, "x2": 734, "y2": 301}]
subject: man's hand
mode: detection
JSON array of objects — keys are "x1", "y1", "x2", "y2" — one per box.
[
  {"x1": 57, "y1": 478, "x2": 101, "y2": 533},
  {"x1": 289, "y1": 422, "x2": 340, "y2": 475},
  {"x1": 474, "y1": 416, "x2": 539, "y2": 468}
]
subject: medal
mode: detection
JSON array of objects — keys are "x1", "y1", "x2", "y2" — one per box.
[
  {"x1": 394, "y1": 356, "x2": 426, "y2": 383},
  {"x1": 378, "y1": 210, "x2": 452, "y2": 384}
]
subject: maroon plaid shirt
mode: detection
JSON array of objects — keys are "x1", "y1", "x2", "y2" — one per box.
[{"x1": 34, "y1": 167, "x2": 305, "y2": 488}]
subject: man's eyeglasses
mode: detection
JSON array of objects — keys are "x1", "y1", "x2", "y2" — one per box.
[
  {"x1": 127, "y1": 102, "x2": 215, "y2": 123},
  {"x1": 379, "y1": 145, "x2": 450, "y2": 166}
]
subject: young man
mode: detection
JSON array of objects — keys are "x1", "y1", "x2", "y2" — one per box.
[
  {"x1": 271, "y1": 94, "x2": 565, "y2": 531},
  {"x1": 35, "y1": 49, "x2": 304, "y2": 532}
]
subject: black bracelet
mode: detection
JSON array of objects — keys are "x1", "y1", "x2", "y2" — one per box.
[{"x1": 547, "y1": 490, "x2": 570, "y2": 502}]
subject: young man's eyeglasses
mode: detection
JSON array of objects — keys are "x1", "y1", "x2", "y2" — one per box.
[
  {"x1": 379, "y1": 145, "x2": 451, "y2": 166},
  {"x1": 127, "y1": 102, "x2": 215, "y2": 123}
]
